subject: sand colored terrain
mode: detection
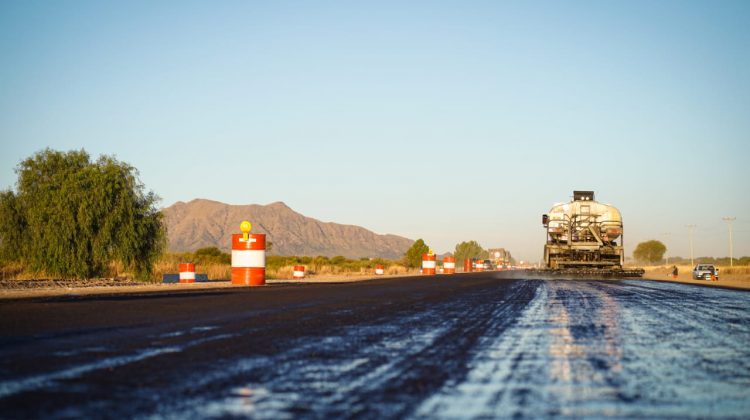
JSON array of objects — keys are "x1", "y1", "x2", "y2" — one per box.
[{"x1": 642, "y1": 265, "x2": 750, "y2": 290}]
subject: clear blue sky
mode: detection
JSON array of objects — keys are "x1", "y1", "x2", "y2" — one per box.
[{"x1": 1, "y1": 1, "x2": 749, "y2": 262}]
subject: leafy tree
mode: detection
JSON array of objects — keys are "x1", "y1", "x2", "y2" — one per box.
[
  {"x1": 404, "y1": 239, "x2": 430, "y2": 268},
  {"x1": 454, "y1": 240, "x2": 488, "y2": 262},
  {"x1": 0, "y1": 149, "x2": 165, "y2": 279},
  {"x1": 633, "y1": 240, "x2": 667, "y2": 264}
]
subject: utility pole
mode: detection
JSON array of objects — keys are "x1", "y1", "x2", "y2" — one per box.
[
  {"x1": 686, "y1": 225, "x2": 696, "y2": 267},
  {"x1": 662, "y1": 232, "x2": 671, "y2": 266},
  {"x1": 722, "y1": 217, "x2": 736, "y2": 267}
]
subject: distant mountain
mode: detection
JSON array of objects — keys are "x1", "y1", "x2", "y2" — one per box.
[{"x1": 162, "y1": 199, "x2": 413, "y2": 259}]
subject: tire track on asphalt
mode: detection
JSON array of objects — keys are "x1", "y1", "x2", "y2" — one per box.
[
  {"x1": 161, "y1": 279, "x2": 540, "y2": 419},
  {"x1": 415, "y1": 280, "x2": 750, "y2": 418}
]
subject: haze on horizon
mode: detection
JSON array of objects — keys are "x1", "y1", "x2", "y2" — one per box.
[{"x1": 1, "y1": 1, "x2": 749, "y2": 263}]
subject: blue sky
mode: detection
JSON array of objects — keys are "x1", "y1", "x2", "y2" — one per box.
[{"x1": 1, "y1": 1, "x2": 748, "y2": 262}]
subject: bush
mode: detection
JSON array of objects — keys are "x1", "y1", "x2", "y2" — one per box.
[{"x1": 0, "y1": 149, "x2": 165, "y2": 279}]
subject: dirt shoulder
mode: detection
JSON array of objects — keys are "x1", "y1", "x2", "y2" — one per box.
[
  {"x1": 0, "y1": 273, "x2": 418, "y2": 301},
  {"x1": 642, "y1": 267, "x2": 750, "y2": 291}
]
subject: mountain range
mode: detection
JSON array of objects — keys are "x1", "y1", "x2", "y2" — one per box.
[{"x1": 162, "y1": 199, "x2": 413, "y2": 259}]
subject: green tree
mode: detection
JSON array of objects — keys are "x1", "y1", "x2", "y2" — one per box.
[
  {"x1": 633, "y1": 240, "x2": 667, "y2": 264},
  {"x1": 404, "y1": 239, "x2": 430, "y2": 268},
  {"x1": 454, "y1": 240, "x2": 488, "y2": 262},
  {"x1": 0, "y1": 149, "x2": 165, "y2": 279}
]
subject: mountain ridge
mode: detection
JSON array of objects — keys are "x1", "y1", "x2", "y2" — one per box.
[{"x1": 162, "y1": 199, "x2": 413, "y2": 259}]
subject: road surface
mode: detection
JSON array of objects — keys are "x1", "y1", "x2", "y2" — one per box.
[{"x1": 1, "y1": 273, "x2": 748, "y2": 418}]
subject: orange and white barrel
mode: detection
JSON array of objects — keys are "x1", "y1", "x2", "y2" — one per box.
[
  {"x1": 231, "y1": 233, "x2": 266, "y2": 286},
  {"x1": 443, "y1": 256, "x2": 455, "y2": 274},
  {"x1": 464, "y1": 259, "x2": 472, "y2": 272},
  {"x1": 475, "y1": 260, "x2": 484, "y2": 272},
  {"x1": 375, "y1": 264, "x2": 385, "y2": 275},
  {"x1": 422, "y1": 253, "x2": 436, "y2": 275},
  {"x1": 179, "y1": 263, "x2": 195, "y2": 283},
  {"x1": 293, "y1": 265, "x2": 305, "y2": 279}
]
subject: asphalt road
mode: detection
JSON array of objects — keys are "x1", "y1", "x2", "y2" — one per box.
[{"x1": 1, "y1": 273, "x2": 748, "y2": 418}]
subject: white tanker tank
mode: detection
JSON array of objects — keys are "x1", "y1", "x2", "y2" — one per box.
[{"x1": 541, "y1": 191, "x2": 642, "y2": 276}]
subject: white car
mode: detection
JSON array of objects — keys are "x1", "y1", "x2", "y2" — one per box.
[{"x1": 692, "y1": 264, "x2": 719, "y2": 280}]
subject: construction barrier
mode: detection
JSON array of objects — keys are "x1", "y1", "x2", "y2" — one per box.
[
  {"x1": 293, "y1": 265, "x2": 305, "y2": 279},
  {"x1": 475, "y1": 260, "x2": 484, "y2": 272},
  {"x1": 375, "y1": 264, "x2": 385, "y2": 275},
  {"x1": 443, "y1": 256, "x2": 455, "y2": 274},
  {"x1": 464, "y1": 259, "x2": 472, "y2": 272},
  {"x1": 179, "y1": 263, "x2": 196, "y2": 283},
  {"x1": 422, "y1": 253, "x2": 436, "y2": 275},
  {"x1": 231, "y1": 232, "x2": 266, "y2": 286},
  {"x1": 162, "y1": 273, "x2": 210, "y2": 283}
]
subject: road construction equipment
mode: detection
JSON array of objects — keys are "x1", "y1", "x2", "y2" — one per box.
[{"x1": 540, "y1": 191, "x2": 643, "y2": 277}]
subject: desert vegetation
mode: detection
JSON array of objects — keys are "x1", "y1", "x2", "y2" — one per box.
[{"x1": 152, "y1": 247, "x2": 410, "y2": 281}]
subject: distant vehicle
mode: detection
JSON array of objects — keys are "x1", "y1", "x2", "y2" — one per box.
[
  {"x1": 693, "y1": 264, "x2": 719, "y2": 280},
  {"x1": 482, "y1": 260, "x2": 492, "y2": 270}
]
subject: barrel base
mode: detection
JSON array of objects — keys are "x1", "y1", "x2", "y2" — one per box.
[
  {"x1": 231, "y1": 267, "x2": 266, "y2": 286},
  {"x1": 422, "y1": 269, "x2": 436, "y2": 275}
]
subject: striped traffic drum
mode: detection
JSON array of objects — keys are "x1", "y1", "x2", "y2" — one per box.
[
  {"x1": 231, "y1": 233, "x2": 266, "y2": 286},
  {"x1": 179, "y1": 263, "x2": 195, "y2": 283},
  {"x1": 422, "y1": 253, "x2": 436, "y2": 275},
  {"x1": 443, "y1": 256, "x2": 455, "y2": 274}
]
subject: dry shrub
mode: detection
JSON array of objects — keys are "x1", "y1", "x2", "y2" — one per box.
[
  {"x1": 271, "y1": 266, "x2": 294, "y2": 279},
  {"x1": 150, "y1": 256, "x2": 231, "y2": 282},
  {"x1": 0, "y1": 262, "x2": 37, "y2": 280},
  {"x1": 386, "y1": 265, "x2": 409, "y2": 275},
  {"x1": 268, "y1": 263, "x2": 411, "y2": 278},
  {"x1": 203, "y1": 263, "x2": 231, "y2": 280},
  {"x1": 719, "y1": 266, "x2": 750, "y2": 275}
]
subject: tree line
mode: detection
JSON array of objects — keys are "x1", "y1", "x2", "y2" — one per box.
[
  {"x1": 2, "y1": 149, "x2": 743, "y2": 280},
  {"x1": 403, "y1": 239, "x2": 503, "y2": 268}
]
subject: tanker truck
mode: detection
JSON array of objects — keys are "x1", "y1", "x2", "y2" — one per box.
[{"x1": 540, "y1": 191, "x2": 644, "y2": 277}]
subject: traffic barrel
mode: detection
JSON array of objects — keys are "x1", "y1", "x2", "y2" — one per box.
[
  {"x1": 464, "y1": 259, "x2": 472, "y2": 272},
  {"x1": 375, "y1": 264, "x2": 385, "y2": 275},
  {"x1": 231, "y1": 222, "x2": 266, "y2": 286},
  {"x1": 443, "y1": 256, "x2": 455, "y2": 274},
  {"x1": 179, "y1": 263, "x2": 195, "y2": 283},
  {"x1": 475, "y1": 260, "x2": 484, "y2": 272},
  {"x1": 293, "y1": 265, "x2": 305, "y2": 279},
  {"x1": 422, "y1": 253, "x2": 436, "y2": 275}
]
